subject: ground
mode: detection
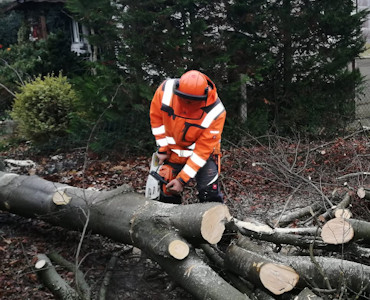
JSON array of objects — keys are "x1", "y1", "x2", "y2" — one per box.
[{"x1": 0, "y1": 133, "x2": 369, "y2": 299}]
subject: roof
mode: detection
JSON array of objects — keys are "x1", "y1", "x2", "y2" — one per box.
[{"x1": 1, "y1": 0, "x2": 66, "y2": 13}]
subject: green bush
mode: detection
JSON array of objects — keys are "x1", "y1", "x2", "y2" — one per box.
[
  {"x1": 10, "y1": 73, "x2": 78, "y2": 143},
  {"x1": 0, "y1": 32, "x2": 85, "y2": 115}
]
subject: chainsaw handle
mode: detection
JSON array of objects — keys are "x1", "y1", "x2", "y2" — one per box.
[{"x1": 149, "y1": 171, "x2": 168, "y2": 185}]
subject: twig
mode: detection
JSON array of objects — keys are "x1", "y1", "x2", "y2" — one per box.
[
  {"x1": 99, "y1": 251, "x2": 121, "y2": 300},
  {"x1": 274, "y1": 183, "x2": 302, "y2": 227},
  {"x1": 75, "y1": 207, "x2": 90, "y2": 284},
  {"x1": 48, "y1": 252, "x2": 91, "y2": 300},
  {"x1": 74, "y1": 83, "x2": 122, "y2": 298},
  {"x1": 336, "y1": 172, "x2": 370, "y2": 181},
  {"x1": 353, "y1": 282, "x2": 370, "y2": 300},
  {"x1": 309, "y1": 128, "x2": 370, "y2": 153},
  {"x1": 1, "y1": 58, "x2": 25, "y2": 86},
  {"x1": 0, "y1": 82, "x2": 16, "y2": 97}
]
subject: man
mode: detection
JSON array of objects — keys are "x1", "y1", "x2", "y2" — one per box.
[{"x1": 150, "y1": 70, "x2": 226, "y2": 204}]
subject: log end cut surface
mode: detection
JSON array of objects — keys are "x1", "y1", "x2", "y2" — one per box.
[
  {"x1": 201, "y1": 205, "x2": 231, "y2": 244},
  {"x1": 259, "y1": 263, "x2": 299, "y2": 295},
  {"x1": 334, "y1": 208, "x2": 352, "y2": 219},
  {"x1": 168, "y1": 240, "x2": 189, "y2": 260},
  {"x1": 321, "y1": 217, "x2": 354, "y2": 244}
]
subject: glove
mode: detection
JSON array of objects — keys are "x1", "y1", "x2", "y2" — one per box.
[
  {"x1": 156, "y1": 153, "x2": 169, "y2": 165},
  {"x1": 166, "y1": 178, "x2": 184, "y2": 194}
]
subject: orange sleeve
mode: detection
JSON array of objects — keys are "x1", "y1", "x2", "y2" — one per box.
[
  {"x1": 149, "y1": 83, "x2": 169, "y2": 154},
  {"x1": 177, "y1": 110, "x2": 226, "y2": 183}
]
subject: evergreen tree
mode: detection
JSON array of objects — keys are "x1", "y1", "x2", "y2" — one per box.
[
  {"x1": 0, "y1": 10, "x2": 21, "y2": 47},
  {"x1": 65, "y1": 0, "x2": 368, "y2": 138},
  {"x1": 114, "y1": 0, "x2": 227, "y2": 89},
  {"x1": 227, "y1": 0, "x2": 368, "y2": 135}
]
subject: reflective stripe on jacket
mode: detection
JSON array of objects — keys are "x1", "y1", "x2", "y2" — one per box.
[{"x1": 150, "y1": 77, "x2": 226, "y2": 184}]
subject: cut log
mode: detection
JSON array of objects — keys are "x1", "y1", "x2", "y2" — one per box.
[
  {"x1": 259, "y1": 263, "x2": 299, "y2": 295},
  {"x1": 0, "y1": 172, "x2": 230, "y2": 249},
  {"x1": 226, "y1": 241, "x2": 370, "y2": 296},
  {"x1": 357, "y1": 187, "x2": 370, "y2": 200},
  {"x1": 334, "y1": 208, "x2": 352, "y2": 219},
  {"x1": 225, "y1": 244, "x2": 299, "y2": 295},
  {"x1": 321, "y1": 217, "x2": 354, "y2": 244},
  {"x1": 168, "y1": 240, "x2": 189, "y2": 260},
  {"x1": 0, "y1": 171, "x2": 243, "y2": 300},
  {"x1": 155, "y1": 249, "x2": 250, "y2": 300},
  {"x1": 321, "y1": 217, "x2": 370, "y2": 245}
]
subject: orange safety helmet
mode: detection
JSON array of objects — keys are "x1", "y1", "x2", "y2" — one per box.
[{"x1": 174, "y1": 70, "x2": 209, "y2": 101}]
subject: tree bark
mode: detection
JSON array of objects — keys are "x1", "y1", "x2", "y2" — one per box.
[
  {"x1": 295, "y1": 287, "x2": 322, "y2": 300},
  {"x1": 35, "y1": 254, "x2": 80, "y2": 300},
  {"x1": 225, "y1": 244, "x2": 299, "y2": 295},
  {"x1": 321, "y1": 217, "x2": 370, "y2": 245},
  {"x1": 47, "y1": 252, "x2": 91, "y2": 300},
  {"x1": 229, "y1": 217, "x2": 328, "y2": 248},
  {"x1": 0, "y1": 172, "x2": 247, "y2": 300},
  {"x1": 273, "y1": 202, "x2": 323, "y2": 227},
  {"x1": 319, "y1": 191, "x2": 352, "y2": 221},
  {"x1": 228, "y1": 238, "x2": 370, "y2": 296}
]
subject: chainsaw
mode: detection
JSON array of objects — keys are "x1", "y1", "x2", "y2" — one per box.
[{"x1": 145, "y1": 153, "x2": 168, "y2": 199}]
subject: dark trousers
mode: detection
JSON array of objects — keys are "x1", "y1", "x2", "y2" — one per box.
[{"x1": 159, "y1": 156, "x2": 223, "y2": 204}]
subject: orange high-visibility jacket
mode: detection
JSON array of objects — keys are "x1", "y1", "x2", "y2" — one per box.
[{"x1": 150, "y1": 77, "x2": 226, "y2": 184}]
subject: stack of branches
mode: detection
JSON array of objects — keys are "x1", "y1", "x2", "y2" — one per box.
[{"x1": 215, "y1": 129, "x2": 370, "y2": 298}]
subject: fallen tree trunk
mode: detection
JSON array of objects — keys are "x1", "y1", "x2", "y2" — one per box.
[
  {"x1": 321, "y1": 217, "x2": 370, "y2": 245},
  {"x1": 228, "y1": 237, "x2": 370, "y2": 296},
  {"x1": 0, "y1": 172, "x2": 247, "y2": 300},
  {"x1": 3, "y1": 171, "x2": 370, "y2": 299},
  {"x1": 229, "y1": 218, "x2": 328, "y2": 248},
  {"x1": 224, "y1": 244, "x2": 300, "y2": 295}
]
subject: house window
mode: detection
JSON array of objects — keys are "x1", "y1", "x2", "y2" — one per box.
[{"x1": 70, "y1": 20, "x2": 91, "y2": 55}]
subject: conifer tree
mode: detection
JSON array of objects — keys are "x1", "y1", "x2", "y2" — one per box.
[
  {"x1": 227, "y1": 0, "x2": 368, "y2": 134},
  {"x1": 66, "y1": 0, "x2": 368, "y2": 136}
]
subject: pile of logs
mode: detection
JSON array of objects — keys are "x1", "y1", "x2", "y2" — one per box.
[{"x1": 1, "y1": 170, "x2": 370, "y2": 300}]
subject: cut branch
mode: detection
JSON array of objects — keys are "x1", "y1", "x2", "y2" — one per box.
[
  {"x1": 357, "y1": 187, "x2": 370, "y2": 200},
  {"x1": 35, "y1": 254, "x2": 79, "y2": 300},
  {"x1": 273, "y1": 202, "x2": 322, "y2": 227},
  {"x1": 48, "y1": 252, "x2": 91, "y2": 300}
]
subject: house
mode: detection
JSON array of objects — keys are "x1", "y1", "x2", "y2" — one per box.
[{"x1": 1, "y1": 0, "x2": 91, "y2": 56}]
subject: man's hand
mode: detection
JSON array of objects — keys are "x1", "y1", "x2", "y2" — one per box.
[
  {"x1": 166, "y1": 178, "x2": 184, "y2": 194},
  {"x1": 156, "y1": 153, "x2": 169, "y2": 165}
]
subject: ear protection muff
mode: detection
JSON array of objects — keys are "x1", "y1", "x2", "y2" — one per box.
[
  {"x1": 174, "y1": 80, "x2": 208, "y2": 101},
  {"x1": 173, "y1": 70, "x2": 210, "y2": 101}
]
